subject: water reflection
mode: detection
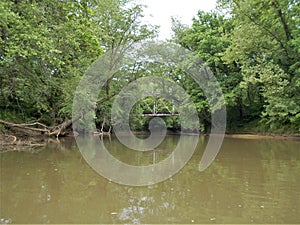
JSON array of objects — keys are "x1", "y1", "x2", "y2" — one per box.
[
  {"x1": 0, "y1": 136, "x2": 299, "y2": 223},
  {"x1": 75, "y1": 134, "x2": 199, "y2": 186}
]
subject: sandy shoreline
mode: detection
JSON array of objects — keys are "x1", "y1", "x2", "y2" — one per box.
[
  {"x1": 225, "y1": 133, "x2": 300, "y2": 141},
  {"x1": 133, "y1": 131, "x2": 300, "y2": 141}
]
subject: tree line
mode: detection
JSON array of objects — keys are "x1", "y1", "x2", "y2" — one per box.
[{"x1": 0, "y1": 0, "x2": 299, "y2": 135}]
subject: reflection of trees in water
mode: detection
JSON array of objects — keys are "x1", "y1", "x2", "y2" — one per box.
[
  {"x1": 256, "y1": 140, "x2": 300, "y2": 223},
  {"x1": 1, "y1": 137, "x2": 299, "y2": 223},
  {"x1": 203, "y1": 138, "x2": 300, "y2": 223},
  {"x1": 107, "y1": 138, "x2": 300, "y2": 224},
  {"x1": 1, "y1": 145, "x2": 67, "y2": 223}
]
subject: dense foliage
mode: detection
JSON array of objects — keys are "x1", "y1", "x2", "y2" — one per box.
[
  {"x1": 1, "y1": 0, "x2": 102, "y2": 124},
  {"x1": 0, "y1": 0, "x2": 299, "y2": 134},
  {"x1": 173, "y1": 0, "x2": 300, "y2": 132}
]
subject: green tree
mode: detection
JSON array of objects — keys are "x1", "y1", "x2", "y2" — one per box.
[
  {"x1": 0, "y1": 0, "x2": 102, "y2": 125},
  {"x1": 0, "y1": 0, "x2": 157, "y2": 135},
  {"x1": 172, "y1": 0, "x2": 299, "y2": 133},
  {"x1": 90, "y1": 0, "x2": 158, "y2": 129},
  {"x1": 172, "y1": 11, "x2": 243, "y2": 131},
  {"x1": 219, "y1": 0, "x2": 300, "y2": 131}
]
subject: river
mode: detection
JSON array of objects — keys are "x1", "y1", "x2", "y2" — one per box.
[{"x1": 0, "y1": 135, "x2": 299, "y2": 224}]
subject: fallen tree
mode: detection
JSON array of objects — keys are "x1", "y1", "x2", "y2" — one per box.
[
  {"x1": 0, "y1": 117, "x2": 79, "y2": 138},
  {"x1": 0, "y1": 93, "x2": 117, "y2": 139}
]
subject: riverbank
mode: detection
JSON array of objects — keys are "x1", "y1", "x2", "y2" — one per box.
[
  {"x1": 0, "y1": 130, "x2": 49, "y2": 152},
  {"x1": 225, "y1": 133, "x2": 300, "y2": 141},
  {"x1": 1, "y1": 129, "x2": 300, "y2": 150}
]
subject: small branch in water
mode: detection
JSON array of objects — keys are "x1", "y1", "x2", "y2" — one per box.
[{"x1": 93, "y1": 117, "x2": 111, "y2": 140}]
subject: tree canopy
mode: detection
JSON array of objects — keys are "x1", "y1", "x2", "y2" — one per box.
[
  {"x1": 0, "y1": 0, "x2": 299, "y2": 135},
  {"x1": 173, "y1": 0, "x2": 300, "y2": 132}
]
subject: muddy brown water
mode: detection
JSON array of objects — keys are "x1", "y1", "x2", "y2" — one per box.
[{"x1": 0, "y1": 135, "x2": 299, "y2": 224}]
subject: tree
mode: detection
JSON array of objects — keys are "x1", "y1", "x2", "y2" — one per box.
[
  {"x1": 172, "y1": 0, "x2": 299, "y2": 133},
  {"x1": 172, "y1": 11, "x2": 242, "y2": 130},
  {"x1": 0, "y1": 0, "x2": 157, "y2": 136},
  {"x1": 89, "y1": 0, "x2": 158, "y2": 130},
  {"x1": 0, "y1": 0, "x2": 102, "y2": 125},
  {"x1": 219, "y1": 0, "x2": 300, "y2": 131}
]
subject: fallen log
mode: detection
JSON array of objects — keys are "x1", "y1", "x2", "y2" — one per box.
[
  {"x1": 49, "y1": 112, "x2": 84, "y2": 138},
  {"x1": 0, "y1": 93, "x2": 116, "y2": 138},
  {"x1": 0, "y1": 119, "x2": 50, "y2": 134}
]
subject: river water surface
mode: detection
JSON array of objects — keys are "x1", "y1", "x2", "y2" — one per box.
[{"x1": 0, "y1": 135, "x2": 299, "y2": 224}]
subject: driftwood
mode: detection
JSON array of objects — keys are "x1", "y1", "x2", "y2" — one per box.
[{"x1": 0, "y1": 132, "x2": 47, "y2": 153}]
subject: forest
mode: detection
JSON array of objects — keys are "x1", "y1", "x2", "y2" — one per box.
[{"x1": 0, "y1": 0, "x2": 299, "y2": 136}]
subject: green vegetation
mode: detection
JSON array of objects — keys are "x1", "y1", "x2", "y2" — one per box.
[
  {"x1": 173, "y1": 0, "x2": 300, "y2": 133},
  {"x1": 0, "y1": 0, "x2": 299, "y2": 135}
]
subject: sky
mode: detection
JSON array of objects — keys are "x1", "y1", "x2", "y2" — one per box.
[{"x1": 138, "y1": 0, "x2": 217, "y2": 39}]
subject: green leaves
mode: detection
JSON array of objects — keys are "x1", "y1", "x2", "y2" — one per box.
[
  {"x1": 1, "y1": 0, "x2": 298, "y2": 133},
  {"x1": 172, "y1": 0, "x2": 300, "y2": 132},
  {"x1": 0, "y1": 0, "x2": 157, "y2": 126},
  {"x1": 221, "y1": 0, "x2": 300, "y2": 131}
]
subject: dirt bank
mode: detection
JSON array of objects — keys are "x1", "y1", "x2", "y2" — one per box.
[{"x1": 225, "y1": 133, "x2": 300, "y2": 141}]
